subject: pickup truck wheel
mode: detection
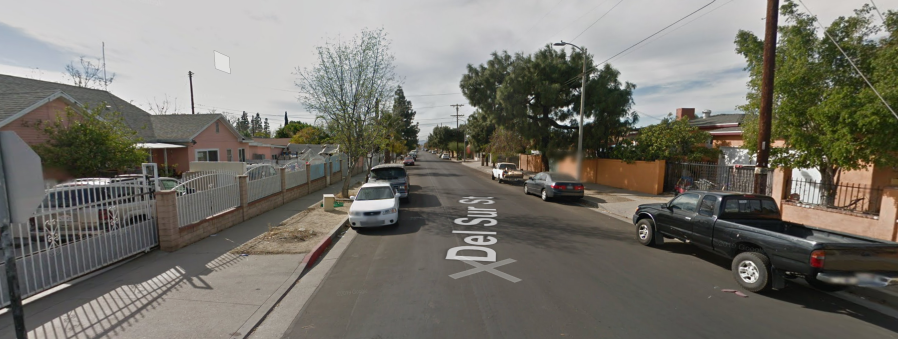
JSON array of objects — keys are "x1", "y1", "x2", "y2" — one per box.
[
  {"x1": 491, "y1": 174, "x2": 495, "y2": 181},
  {"x1": 636, "y1": 219, "x2": 656, "y2": 246},
  {"x1": 805, "y1": 275, "x2": 848, "y2": 292},
  {"x1": 732, "y1": 252, "x2": 771, "y2": 292}
]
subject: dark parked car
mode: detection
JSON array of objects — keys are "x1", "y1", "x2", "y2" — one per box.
[
  {"x1": 633, "y1": 191, "x2": 898, "y2": 292},
  {"x1": 367, "y1": 164, "x2": 410, "y2": 202},
  {"x1": 403, "y1": 157, "x2": 415, "y2": 166},
  {"x1": 523, "y1": 172, "x2": 584, "y2": 202}
]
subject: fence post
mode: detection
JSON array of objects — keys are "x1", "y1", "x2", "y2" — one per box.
[
  {"x1": 238, "y1": 175, "x2": 248, "y2": 222},
  {"x1": 326, "y1": 161, "x2": 332, "y2": 186},
  {"x1": 279, "y1": 167, "x2": 287, "y2": 205},
  {"x1": 156, "y1": 190, "x2": 180, "y2": 252},
  {"x1": 306, "y1": 162, "x2": 312, "y2": 196},
  {"x1": 877, "y1": 187, "x2": 898, "y2": 242},
  {"x1": 770, "y1": 167, "x2": 792, "y2": 210}
]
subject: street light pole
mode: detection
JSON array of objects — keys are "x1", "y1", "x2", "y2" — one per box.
[{"x1": 554, "y1": 41, "x2": 587, "y2": 182}]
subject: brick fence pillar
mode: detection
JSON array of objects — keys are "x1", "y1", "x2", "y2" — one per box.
[
  {"x1": 771, "y1": 167, "x2": 792, "y2": 210},
  {"x1": 238, "y1": 175, "x2": 248, "y2": 221},
  {"x1": 878, "y1": 187, "x2": 898, "y2": 242},
  {"x1": 306, "y1": 162, "x2": 312, "y2": 196},
  {"x1": 155, "y1": 190, "x2": 180, "y2": 252},
  {"x1": 279, "y1": 167, "x2": 287, "y2": 205},
  {"x1": 326, "y1": 160, "x2": 332, "y2": 186}
]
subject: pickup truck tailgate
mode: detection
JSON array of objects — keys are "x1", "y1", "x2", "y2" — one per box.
[{"x1": 819, "y1": 245, "x2": 898, "y2": 272}]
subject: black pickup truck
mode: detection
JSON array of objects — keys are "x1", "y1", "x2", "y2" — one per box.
[{"x1": 633, "y1": 191, "x2": 898, "y2": 292}]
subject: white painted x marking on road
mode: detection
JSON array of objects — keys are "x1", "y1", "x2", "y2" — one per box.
[{"x1": 449, "y1": 259, "x2": 521, "y2": 283}]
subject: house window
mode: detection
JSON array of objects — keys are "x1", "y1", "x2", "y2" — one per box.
[
  {"x1": 227, "y1": 149, "x2": 233, "y2": 161},
  {"x1": 238, "y1": 148, "x2": 246, "y2": 162},
  {"x1": 196, "y1": 149, "x2": 219, "y2": 162},
  {"x1": 216, "y1": 121, "x2": 220, "y2": 133}
]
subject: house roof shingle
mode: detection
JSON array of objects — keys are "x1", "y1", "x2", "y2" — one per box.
[
  {"x1": 688, "y1": 114, "x2": 745, "y2": 128},
  {"x1": 150, "y1": 114, "x2": 227, "y2": 142},
  {"x1": 0, "y1": 74, "x2": 156, "y2": 140}
]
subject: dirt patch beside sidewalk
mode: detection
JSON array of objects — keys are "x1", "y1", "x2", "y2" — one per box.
[{"x1": 230, "y1": 204, "x2": 350, "y2": 255}]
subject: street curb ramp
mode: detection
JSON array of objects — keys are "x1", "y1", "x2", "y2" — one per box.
[{"x1": 230, "y1": 216, "x2": 349, "y2": 339}]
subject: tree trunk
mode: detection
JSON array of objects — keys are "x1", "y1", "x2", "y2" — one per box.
[
  {"x1": 481, "y1": 151, "x2": 485, "y2": 166},
  {"x1": 819, "y1": 165, "x2": 841, "y2": 207},
  {"x1": 540, "y1": 152, "x2": 549, "y2": 172}
]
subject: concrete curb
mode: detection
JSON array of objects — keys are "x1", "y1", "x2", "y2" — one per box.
[
  {"x1": 578, "y1": 197, "x2": 632, "y2": 223},
  {"x1": 231, "y1": 217, "x2": 348, "y2": 339}
]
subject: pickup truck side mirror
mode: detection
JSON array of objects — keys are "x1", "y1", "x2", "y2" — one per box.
[
  {"x1": 350, "y1": 196, "x2": 356, "y2": 200},
  {"x1": 661, "y1": 203, "x2": 670, "y2": 210}
]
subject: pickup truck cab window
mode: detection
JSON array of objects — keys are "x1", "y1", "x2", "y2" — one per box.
[
  {"x1": 670, "y1": 193, "x2": 700, "y2": 212},
  {"x1": 721, "y1": 197, "x2": 779, "y2": 217},
  {"x1": 698, "y1": 195, "x2": 717, "y2": 216}
]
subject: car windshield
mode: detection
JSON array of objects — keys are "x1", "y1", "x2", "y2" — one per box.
[
  {"x1": 356, "y1": 187, "x2": 394, "y2": 201},
  {"x1": 370, "y1": 168, "x2": 406, "y2": 180},
  {"x1": 41, "y1": 188, "x2": 107, "y2": 208},
  {"x1": 498, "y1": 164, "x2": 517, "y2": 170}
]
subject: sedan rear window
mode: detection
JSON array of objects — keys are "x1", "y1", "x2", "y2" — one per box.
[
  {"x1": 370, "y1": 168, "x2": 407, "y2": 180},
  {"x1": 356, "y1": 187, "x2": 395, "y2": 200}
]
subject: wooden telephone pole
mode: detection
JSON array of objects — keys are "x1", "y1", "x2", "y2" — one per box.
[
  {"x1": 188, "y1": 71, "x2": 196, "y2": 114},
  {"x1": 755, "y1": 0, "x2": 779, "y2": 194},
  {"x1": 450, "y1": 104, "x2": 465, "y2": 160}
]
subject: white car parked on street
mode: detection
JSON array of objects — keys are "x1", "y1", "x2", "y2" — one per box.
[{"x1": 348, "y1": 182, "x2": 400, "y2": 228}]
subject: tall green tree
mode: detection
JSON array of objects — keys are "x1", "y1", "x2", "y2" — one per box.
[
  {"x1": 613, "y1": 115, "x2": 718, "y2": 162},
  {"x1": 460, "y1": 46, "x2": 637, "y2": 170},
  {"x1": 735, "y1": 1, "x2": 898, "y2": 194},
  {"x1": 275, "y1": 121, "x2": 313, "y2": 138},
  {"x1": 392, "y1": 86, "x2": 420, "y2": 150},
  {"x1": 294, "y1": 28, "x2": 398, "y2": 197},
  {"x1": 466, "y1": 110, "x2": 496, "y2": 165},
  {"x1": 235, "y1": 111, "x2": 252, "y2": 138},
  {"x1": 32, "y1": 103, "x2": 147, "y2": 177}
]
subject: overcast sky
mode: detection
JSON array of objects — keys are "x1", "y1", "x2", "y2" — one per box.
[{"x1": 1, "y1": 0, "x2": 894, "y2": 140}]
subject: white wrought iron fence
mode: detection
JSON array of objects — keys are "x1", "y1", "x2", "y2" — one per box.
[
  {"x1": 1, "y1": 178, "x2": 158, "y2": 307},
  {"x1": 247, "y1": 164, "x2": 281, "y2": 202},
  {"x1": 286, "y1": 167, "x2": 307, "y2": 189},
  {"x1": 174, "y1": 173, "x2": 239, "y2": 227}
]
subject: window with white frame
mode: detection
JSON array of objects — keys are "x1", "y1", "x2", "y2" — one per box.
[
  {"x1": 227, "y1": 149, "x2": 233, "y2": 161},
  {"x1": 196, "y1": 149, "x2": 219, "y2": 162},
  {"x1": 238, "y1": 148, "x2": 246, "y2": 162}
]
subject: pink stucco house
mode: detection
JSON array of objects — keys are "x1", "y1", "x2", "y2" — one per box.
[{"x1": 0, "y1": 74, "x2": 285, "y2": 178}]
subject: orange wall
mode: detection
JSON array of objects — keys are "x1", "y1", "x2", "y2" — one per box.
[
  {"x1": 0, "y1": 98, "x2": 71, "y2": 145},
  {"x1": 519, "y1": 154, "x2": 544, "y2": 172},
  {"x1": 712, "y1": 135, "x2": 744, "y2": 147},
  {"x1": 781, "y1": 202, "x2": 895, "y2": 241},
  {"x1": 547, "y1": 156, "x2": 665, "y2": 195}
]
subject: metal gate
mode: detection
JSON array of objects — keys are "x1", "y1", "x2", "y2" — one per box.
[
  {"x1": 1, "y1": 176, "x2": 158, "y2": 307},
  {"x1": 664, "y1": 162, "x2": 773, "y2": 196}
]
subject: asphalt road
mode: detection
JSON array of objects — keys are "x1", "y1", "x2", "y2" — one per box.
[{"x1": 281, "y1": 152, "x2": 898, "y2": 339}]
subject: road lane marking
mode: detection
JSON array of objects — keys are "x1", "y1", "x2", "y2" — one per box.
[{"x1": 450, "y1": 259, "x2": 521, "y2": 283}]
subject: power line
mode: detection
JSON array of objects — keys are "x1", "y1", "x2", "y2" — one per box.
[
  {"x1": 571, "y1": 0, "x2": 626, "y2": 42},
  {"x1": 562, "y1": 0, "x2": 717, "y2": 86},
  {"x1": 796, "y1": 0, "x2": 898, "y2": 121},
  {"x1": 405, "y1": 92, "x2": 462, "y2": 97},
  {"x1": 869, "y1": 0, "x2": 886, "y2": 22},
  {"x1": 548, "y1": 0, "x2": 612, "y2": 41}
]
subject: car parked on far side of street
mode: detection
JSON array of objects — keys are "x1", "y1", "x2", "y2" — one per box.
[
  {"x1": 348, "y1": 182, "x2": 400, "y2": 228},
  {"x1": 403, "y1": 156, "x2": 415, "y2": 166},
  {"x1": 441, "y1": 153, "x2": 450, "y2": 159},
  {"x1": 523, "y1": 172, "x2": 585, "y2": 202}
]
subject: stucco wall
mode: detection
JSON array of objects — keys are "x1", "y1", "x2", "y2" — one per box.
[
  {"x1": 591, "y1": 159, "x2": 666, "y2": 195},
  {"x1": 0, "y1": 98, "x2": 71, "y2": 145},
  {"x1": 781, "y1": 202, "x2": 894, "y2": 241},
  {"x1": 188, "y1": 117, "x2": 246, "y2": 164}
]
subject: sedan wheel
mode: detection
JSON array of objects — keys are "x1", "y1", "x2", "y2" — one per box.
[
  {"x1": 541, "y1": 189, "x2": 549, "y2": 201},
  {"x1": 523, "y1": 185, "x2": 529, "y2": 195}
]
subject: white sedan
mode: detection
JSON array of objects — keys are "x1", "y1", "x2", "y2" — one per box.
[{"x1": 348, "y1": 182, "x2": 400, "y2": 228}]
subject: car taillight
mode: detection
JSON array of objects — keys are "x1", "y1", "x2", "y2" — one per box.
[
  {"x1": 574, "y1": 185, "x2": 584, "y2": 190},
  {"x1": 98, "y1": 209, "x2": 111, "y2": 221},
  {"x1": 810, "y1": 250, "x2": 825, "y2": 268},
  {"x1": 551, "y1": 184, "x2": 565, "y2": 190}
]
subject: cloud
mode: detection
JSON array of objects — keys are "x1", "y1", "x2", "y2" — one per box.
[{"x1": 0, "y1": 22, "x2": 74, "y2": 70}]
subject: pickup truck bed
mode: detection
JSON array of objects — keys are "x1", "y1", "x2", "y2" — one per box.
[{"x1": 633, "y1": 191, "x2": 898, "y2": 292}]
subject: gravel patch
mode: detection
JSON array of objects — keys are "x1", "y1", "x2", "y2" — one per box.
[{"x1": 230, "y1": 204, "x2": 351, "y2": 255}]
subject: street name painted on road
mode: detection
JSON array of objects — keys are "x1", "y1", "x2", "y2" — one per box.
[{"x1": 446, "y1": 196, "x2": 521, "y2": 283}]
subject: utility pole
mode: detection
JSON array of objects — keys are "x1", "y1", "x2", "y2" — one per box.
[
  {"x1": 450, "y1": 104, "x2": 464, "y2": 160},
  {"x1": 188, "y1": 71, "x2": 196, "y2": 114},
  {"x1": 755, "y1": 0, "x2": 779, "y2": 194},
  {"x1": 553, "y1": 41, "x2": 587, "y2": 181},
  {"x1": 102, "y1": 42, "x2": 108, "y2": 91}
]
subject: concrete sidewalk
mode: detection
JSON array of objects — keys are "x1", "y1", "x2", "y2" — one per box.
[{"x1": 0, "y1": 174, "x2": 365, "y2": 339}]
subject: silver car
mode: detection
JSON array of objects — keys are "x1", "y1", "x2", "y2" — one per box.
[{"x1": 523, "y1": 172, "x2": 585, "y2": 202}]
